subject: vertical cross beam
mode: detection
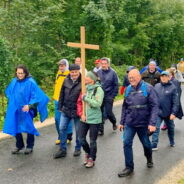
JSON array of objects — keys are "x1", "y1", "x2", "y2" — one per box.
[{"x1": 67, "y1": 26, "x2": 100, "y2": 115}]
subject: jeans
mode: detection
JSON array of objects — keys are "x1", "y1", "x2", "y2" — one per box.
[
  {"x1": 152, "y1": 116, "x2": 175, "y2": 147},
  {"x1": 59, "y1": 112, "x2": 81, "y2": 151},
  {"x1": 54, "y1": 101, "x2": 73, "y2": 139},
  {"x1": 99, "y1": 97, "x2": 116, "y2": 132},
  {"x1": 78, "y1": 122, "x2": 99, "y2": 161},
  {"x1": 122, "y1": 125, "x2": 152, "y2": 169},
  {"x1": 16, "y1": 133, "x2": 34, "y2": 149}
]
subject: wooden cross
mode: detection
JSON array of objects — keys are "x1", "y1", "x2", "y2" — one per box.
[{"x1": 67, "y1": 26, "x2": 100, "y2": 115}]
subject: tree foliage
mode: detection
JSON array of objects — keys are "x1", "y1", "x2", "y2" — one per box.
[
  {"x1": 0, "y1": 0, "x2": 184, "y2": 84},
  {"x1": 0, "y1": 38, "x2": 12, "y2": 95}
]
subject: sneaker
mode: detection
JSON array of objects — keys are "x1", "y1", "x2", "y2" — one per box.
[
  {"x1": 113, "y1": 124, "x2": 117, "y2": 131},
  {"x1": 161, "y1": 124, "x2": 167, "y2": 130},
  {"x1": 98, "y1": 131, "x2": 104, "y2": 136},
  {"x1": 118, "y1": 168, "x2": 134, "y2": 177},
  {"x1": 67, "y1": 139, "x2": 71, "y2": 144},
  {"x1": 11, "y1": 148, "x2": 23, "y2": 154},
  {"x1": 83, "y1": 153, "x2": 89, "y2": 165},
  {"x1": 147, "y1": 157, "x2": 153, "y2": 168},
  {"x1": 170, "y1": 144, "x2": 175, "y2": 147},
  {"x1": 85, "y1": 158, "x2": 95, "y2": 168},
  {"x1": 73, "y1": 150, "x2": 81, "y2": 157},
  {"x1": 24, "y1": 148, "x2": 33, "y2": 155},
  {"x1": 152, "y1": 144, "x2": 158, "y2": 151},
  {"x1": 55, "y1": 140, "x2": 60, "y2": 145},
  {"x1": 53, "y1": 149, "x2": 67, "y2": 159}
]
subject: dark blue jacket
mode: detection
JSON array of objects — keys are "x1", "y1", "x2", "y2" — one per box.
[
  {"x1": 120, "y1": 81, "x2": 159, "y2": 127},
  {"x1": 97, "y1": 68, "x2": 119, "y2": 99},
  {"x1": 170, "y1": 78, "x2": 183, "y2": 119},
  {"x1": 154, "y1": 81, "x2": 179, "y2": 118}
]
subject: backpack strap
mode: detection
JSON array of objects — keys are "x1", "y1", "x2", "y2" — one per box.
[{"x1": 125, "y1": 82, "x2": 148, "y2": 97}]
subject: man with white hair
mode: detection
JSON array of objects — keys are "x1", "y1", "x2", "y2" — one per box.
[
  {"x1": 141, "y1": 60, "x2": 161, "y2": 86},
  {"x1": 118, "y1": 69, "x2": 158, "y2": 177}
]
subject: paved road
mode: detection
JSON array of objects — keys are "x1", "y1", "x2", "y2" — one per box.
[{"x1": 0, "y1": 94, "x2": 184, "y2": 184}]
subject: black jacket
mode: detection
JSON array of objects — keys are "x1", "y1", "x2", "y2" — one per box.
[
  {"x1": 141, "y1": 69, "x2": 160, "y2": 86},
  {"x1": 154, "y1": 81, "x2": 179, "y2": 118},
  {"x1": 58, "y1": 74, "x2": 81, "y2": 118}
]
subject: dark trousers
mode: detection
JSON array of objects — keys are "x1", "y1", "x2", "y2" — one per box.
[
  {"x1": 99, "y1": 97, "x2": 116, "y2": 132},
  {"x1": 78, "y1": 122, "x2": 99, "y2": 161},
  {"x1": 123, "y1": 125, "x2": 152, "y2": 170},
  {"x1": 15, "y1": 133, "x2": 35, "y2": 149}
]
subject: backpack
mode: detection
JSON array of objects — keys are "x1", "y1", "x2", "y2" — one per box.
[{"x1": 125, "y1": 82, "x2": 148, "y2": 98}]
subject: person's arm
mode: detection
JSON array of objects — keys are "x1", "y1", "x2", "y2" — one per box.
[
  {"x1": 171, "y1": 87, "x2": 179, "y2": 116},
  {"x1": 83, "y1": 87, "x2": 104, "y2": 108},
  {"x1": 111, "y1": 72, "x2": 119, "y2": 98},
  {"x1": 58, "y1": 82, "x2": 65, "y2": 111},
  {"x1": 148, "y1": 87, "x2": 159, "y2": 126},
  {"x1": 118, "y1": 100, "x2": 127, "y2": 131}
]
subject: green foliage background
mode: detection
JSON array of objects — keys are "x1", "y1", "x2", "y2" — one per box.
[{"x1": 0, "y1": 0, "x2": 184, "y2": 130}]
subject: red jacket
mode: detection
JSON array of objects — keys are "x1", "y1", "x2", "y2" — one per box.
[{"x1": 77, "y1": 93, "x2": 82, "y2": 117}]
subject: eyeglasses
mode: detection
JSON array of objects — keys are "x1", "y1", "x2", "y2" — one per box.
[{"x1": 16, "y1": 72, "x2": 25, "y2": 75}]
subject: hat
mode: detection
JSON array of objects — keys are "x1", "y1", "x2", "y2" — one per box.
[
  {"x1": 149, "y1": 61, "x2": 156, "y2": 66},
  {"x1": 69, "y1": 64, "x2": 80, "y2": 71},
  {"x1": 161, "y1": 71, "x2": 169, "y2": 76},
  {"x1": 58, "y1": 59, "x2": 68, "y2": 65},
  {"x1": 101, "y1": 57, "x2": 111, "y2": 64},
  {"x1": 94, "y1": 59, "x2": 101, "y2": 64},
  {"x1": 86, "y1": 71, "x2": 98, "y2": 81}
]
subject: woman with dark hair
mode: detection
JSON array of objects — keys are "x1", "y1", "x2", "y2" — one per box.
[{"x1": 3, "y1": 65, "x2": 49, "y2": 154}]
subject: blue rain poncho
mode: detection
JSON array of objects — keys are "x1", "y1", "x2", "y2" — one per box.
[{"x1": 3, "y1": 77, "x2": 49, "y2": 136}]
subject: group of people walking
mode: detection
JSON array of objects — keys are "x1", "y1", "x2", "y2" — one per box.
[{"x1": 2, "y1": 57, "x2": 183, "y2": 176}]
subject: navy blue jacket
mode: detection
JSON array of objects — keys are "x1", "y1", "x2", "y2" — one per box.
[
  {"x1": 120, "y1": 81, "x2": 159, "y2": 127},
  {"x1": 154, "y1": 81, "x2": 179, "y2": 118},
  {"x1": 97, "y1": 68, "x2": 119, "y2": 99},
  {"x1": 170, "y1": 78, "x2": 183, "y2": 119}
]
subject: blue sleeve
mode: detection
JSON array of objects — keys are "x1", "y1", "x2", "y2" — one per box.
[
  {"x1": 111, "y1": 72, "x2": 119, "y2": 98},
  {"x1": 171, "y1": 88, "x2": 179, "y2": 115},
  {"x1": 120, "y1": 100, "x2": 127, "y2": 125},
  {"x1": 147, "y1": 87, "x2": 159, "y2": 126}
]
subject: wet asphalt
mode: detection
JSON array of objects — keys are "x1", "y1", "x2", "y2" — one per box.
[{"x1": 0, "y1": 90, "x2": 184, "y2": 184}]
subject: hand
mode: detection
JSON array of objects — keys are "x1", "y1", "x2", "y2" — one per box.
[
  {"x1": 82, "y1": 93, "x2": 86, "y2": 100},
  {"x1": 81, "y1": 114, "x2": 86, "y2": 122},
  {"x1": 22, "y1": 105, "x2": 29, "y2": 112},
  {"x1": 118, "y1": 125, "x2": 124, "y2": 132},
  {"x1": 170, "y1": 114, "x2": 176, "y2": 120},
  {"x1": 148, "y1": 125, "x2": 156, "y2": 132}
]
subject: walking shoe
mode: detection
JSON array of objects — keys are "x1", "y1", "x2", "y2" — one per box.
[
  {"x1": 152, "y1": 145, "x2": 158, "y2": 151},
  {"x1": 161, "y1": 124, "x2": 167, "y2": 130},
  {"x1": 53, "y1": 149, "x2": 67, "y2": 159},
  {"x1": 112, "y1": 124, "x2": 117, "y2": 131},
  {"x1": 11, "y1": 148, "x2": 23, "y2": 154},
  {"x1": 55, "y1": 139, "x2": 60, "y2": 145},
  {"x1": 73, "y1": 150, "x2": 81, "y2": 157},
  {"x1": 170, "y1": 144, "x2": 175, "y2": 147},
  {"x1": 85, "y1": 158, "x2": 95, "y2": 168},
  {"x1": 83, "y1": 153, "x2": 89, "y2": 165},
  {"x1": 67, "y1": 139, "x2": 72, "y2": 144},
  {"x1": 118, "y1": 168, "x2": 133, "y2": 177},
  {"x1": 147, "y1": 157, "x2": 154, "y2": 168},
  {"x1": 98, "y1": 131, "x2": 104, "y2": 136},
  {"x1": 24, "y1": 148, "x2": 33, "y2": 155}
]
